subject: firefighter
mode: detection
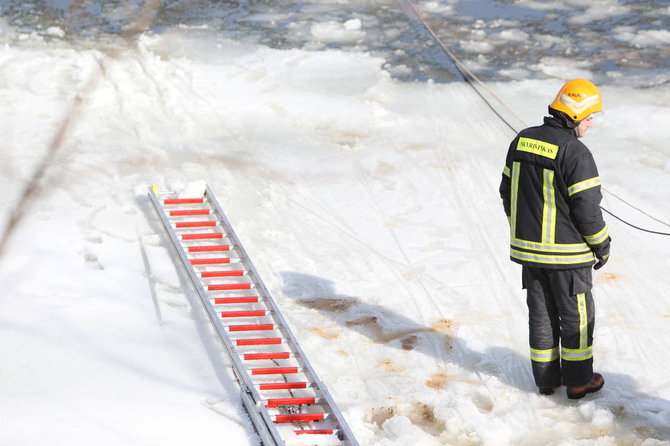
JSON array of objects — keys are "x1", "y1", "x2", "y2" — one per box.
[{"x1": 499, "y1": 79, "x2": 611, "y2": 399}]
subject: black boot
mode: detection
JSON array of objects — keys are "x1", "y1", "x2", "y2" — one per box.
[
  {"x1": 566, "y1": 373, "x2": 604, "y2": 399},
  {"x1": 538, "y1": 386, "x2": 558, "y2": 395}
]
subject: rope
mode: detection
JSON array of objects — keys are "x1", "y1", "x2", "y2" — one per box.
[
  {"x1": 398, "y1": 0, "x2": 670, "y2": 237},
  {"x1": 600, "y1": 206, "x2": 670, "y2": 236},
  {"x1": 602, "y1": 189, "x2": 670, "y2": 229},
  {"x1": 399, "y1": 0, "x2": 523, "y2": 134}
]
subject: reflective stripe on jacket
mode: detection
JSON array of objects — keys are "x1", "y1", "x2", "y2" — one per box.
[{"x1": 499, "y1": 116, "x2": 609, "y2": 269}]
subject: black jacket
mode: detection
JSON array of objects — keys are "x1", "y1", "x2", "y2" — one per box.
[{"x1": 499, "y1": 116, "x2": 610, "y2": 269}]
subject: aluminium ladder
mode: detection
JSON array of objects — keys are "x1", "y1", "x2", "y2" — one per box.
[{"x1": 148, "y1": 185, "x2": 359, "y2": 446}]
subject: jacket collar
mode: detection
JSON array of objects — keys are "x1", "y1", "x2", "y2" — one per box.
[{"x1": 544, "y1": 115, "x2": 578, "y2": 138}]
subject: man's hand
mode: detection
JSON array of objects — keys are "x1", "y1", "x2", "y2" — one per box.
[
  {"x1": 594, "y1": 252, "x2": 609, "y2": 270},
  {"x1": 594, "y1": 241, "x2": 610, "y2": 270}
]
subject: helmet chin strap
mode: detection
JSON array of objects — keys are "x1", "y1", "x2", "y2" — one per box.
[{"x1": 548, "y1": 107, "x2": 579, "y2": 128}]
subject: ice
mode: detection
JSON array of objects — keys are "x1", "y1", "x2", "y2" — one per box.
[
  {"x1": 311, "y1": 19, "x2": 366, "y2": 43},
  {"x1": 1, "y1": 2, "x2": 670, "y2": 445}
]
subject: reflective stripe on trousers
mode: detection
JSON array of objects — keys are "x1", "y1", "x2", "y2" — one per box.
[{"x1": 523, "y1": 266, "x2": 595, "y2": 387}]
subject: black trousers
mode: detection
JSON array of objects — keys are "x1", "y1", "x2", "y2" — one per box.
[{"x1": 522, "y1": 266, "x2": 595, "y2": 387}]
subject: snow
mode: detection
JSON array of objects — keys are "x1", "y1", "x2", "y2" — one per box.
[
  {"x1": 311, "y1": 19, "x2": 365, "y2": 43},
  {"x1": 2, "y1": 10, "x2": 670, "y2": 446}
]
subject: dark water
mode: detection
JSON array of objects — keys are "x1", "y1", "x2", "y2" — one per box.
[{"x1": 1, "y1": 0, "x2": 668, "y2": 87}]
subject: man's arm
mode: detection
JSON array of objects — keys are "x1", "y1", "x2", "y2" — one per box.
[{"x1": 565, "y1": 147, "x2": 610, "y2": 267}]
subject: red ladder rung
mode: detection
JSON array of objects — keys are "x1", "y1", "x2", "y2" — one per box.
[
  {"x1": 164, "y1": 198, "x2": 204, "y2": 205},
  {"x1": 208, "y1": 283, "x2": 251, "y2": 291},
  {"x1": 265, "y1": 397, "x2": 316, "y2": 408},
  {"x1": 236, "y1": 338, "x2": 282, "y2": 346},
  {"x1": 188, "y1": 245, "x2": 231, "y2": 252},
  {"x1": 273, "y1": 413, "x2": 325, "y2": 424},
  {"x1": 221, "y1": 310, "x2": 266, "y2": 318},
  {"x1": 228, "y1": 324, "x2": 274, "y2": 332},
  {"x1": 214, "y1": 297, "x2": 259, "y2": 304},
  {"x1": 190, "y1": 258, "x2": 231, "y2": 265},
  {"x1": 294, "y1": 429, "x2": 335, "y2": 435},
  {"x1": 259, "y1": 382, "x2": 308, "y2": 391},
  {"x1": 182, "y1": 233, "x2": 223, "y2": 240},
  {"x1": 175, "y1": 221, "x2": 217, "y2": 228},
  {"x1": 244, "y1": 352, "x2": 291, "y2": 361},
  {"x1": 169, "y1": 209, "x2": 210, "y2": 216},
  {"x1": 201, "y1": 270, "x2": 245, "y2": 278},
  {"x1": 251, "y1": 367, "x2": 299, "y2": 376}
]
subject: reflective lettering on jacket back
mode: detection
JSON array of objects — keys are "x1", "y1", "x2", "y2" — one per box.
[{"x1": 516, "y1": 137, "x2": 559, "y2": 160}]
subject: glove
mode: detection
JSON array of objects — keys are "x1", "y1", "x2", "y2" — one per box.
[
  {"x1": 594, "y1": 252, "x2": 609, "y2": 270},
  {"x1": 593, "y1": 241, "x2": 610, "y2": 270}
]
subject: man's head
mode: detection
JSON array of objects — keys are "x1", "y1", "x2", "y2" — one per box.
[{"x1": 549, "y1": 79, "x2": 602, "y2": 137}]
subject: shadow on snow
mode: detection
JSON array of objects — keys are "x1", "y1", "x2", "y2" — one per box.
[{"x1": 279, "y1": 271, "x2": 670, "y2": 442}]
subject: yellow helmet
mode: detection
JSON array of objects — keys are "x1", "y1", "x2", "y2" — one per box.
[{"x1": 549, "y1": 79, "x2": 602, "y2": 122}]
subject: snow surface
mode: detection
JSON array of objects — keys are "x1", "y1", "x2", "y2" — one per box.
[{"x1": 2, "y1": 10, "x2": 670, "y2": 446}]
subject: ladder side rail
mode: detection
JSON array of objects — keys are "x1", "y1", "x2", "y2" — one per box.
[
  {"x1": 147, "y1": 188, "x2": 284, "y2": 446},
  {"x1": 240, "y1": 388, "x2": 281, "y2": 446},
  {"x1": 205, "y1": 185, "x2": 360, "y2": 446}
]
